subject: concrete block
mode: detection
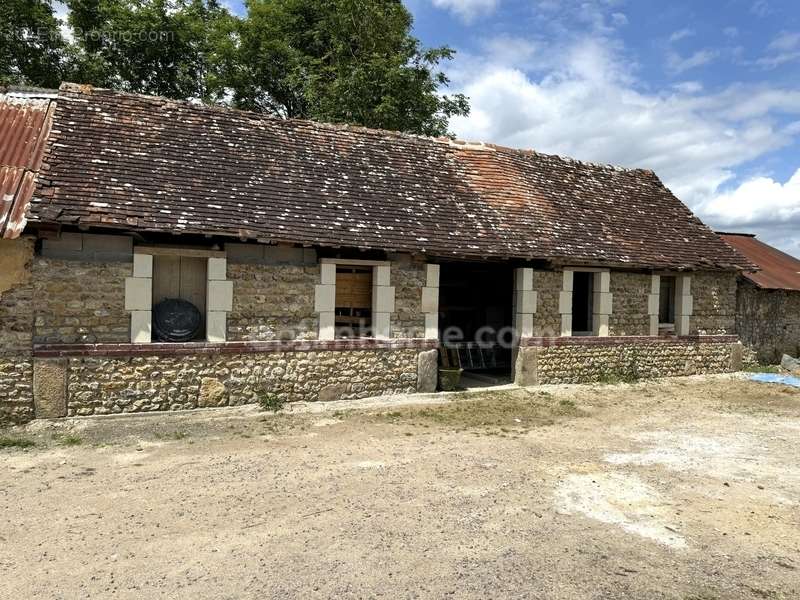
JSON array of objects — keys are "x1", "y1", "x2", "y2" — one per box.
[
  {"x1": 124, "y1": 277, "x2": 152, "y2": 311},
  {"x1": 647, "y1": 293, "x2": 659, "y2": 316},
  {"x1": 33, "y1": 359, "x2": 67, "y2": 418},
  {"x1": 562, "y1": 270, "x2": 574, "y2": 292},
  {"x1": 560, "y1": 314, "x2": 572, "y2": 337},
  {"x1": 320, "y1": 262, "x2": 336, "y2": 285},
  {"x1": 373, "y1": 265, "x2": 391, "y2": 287},
  {"x1": 207, "y1": 257, "x2": 227, "y2": 281},
  {"x1": 592, "y1": 291, "x2": 613, "y2": 315},
  {"x1": 314, "y1": 284, "x2": 335, "y2": 313},
  {"x1": 650, "y1": 274, "x2": 660, "y2": 295},
  {"x1": 594, "y1": 270, "x2": 611, "y2": 293},
  {"x1": 373, "y1": 312, "x2": 390, "y2": 339},
  {"x1": 83, "y1": 233, "x2": 133, "y2": 254},
  {"x1": 730, "y1": 342, "x2": 744, "y2": 372},
  {"x1": 424, "y1": 313, "x2": 439, "y2": 340},
  {"x1": 224, "y1": 243, "x2": 264, "y2": 264},
  {"x1": 132, "y1": 253, "x2": 153, "y2": 278},
  {"x1": 372, "y1": 285, "x2": 395, "y2": 313},
  {"x1": 593, "y1": 314, "x2": 610, "y2": 337},
  {"x1": 318, "y1": 311, "x2": 335, "y2": 340},
  {"x1": 676, "y1": 315, "x2": 691, "y2": 336},
  {"x1": 206, "y1": 311, "x2": 227, "y2": 342},
  {"x1": 515, "y1": 267, "x2": 533, "y2": 291},
  {"x1": 417, "y1": 349, "x2": 438, "y2": 393},
  {"x1": 649, "y1": 314, "x2": 659, "y2": 336},
  {"x1": 515, "y1": 313, "x2": 534, "y2": 338},
  {"x1": 516, "y1": 289, "x2": 537, "y2": 314},
  {"x1": 42, "y1": 232, "x2": 83, "y2": 254},
  {"x1": 513, "y1": 347, "x2": 539, "y2": 387},
  {"x1": 558, "y1": 291, "x2": 573, "y2": 314},
  {"x1": 421, "y1": 286, "x2": 439, "y2": 314},
  {"x1": 677, "y1": 294, "x2": 693, "y2": 317},
  {"x1": 130, "y1": 310, "x2": 151, "y2": 343},
  {"x1": 425, "y1": 264, "x2": 440, "y2": 288},
  {"x1": 207, "y1": 280, "x2": 233, "y2": 312},
  {"x1": 677, "y1": 274, "x2": 692, "y2": 296}
]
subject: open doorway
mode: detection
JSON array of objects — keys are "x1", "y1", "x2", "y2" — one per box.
[{"x1": 438, "y1": 262, "x2": 515, "y2": 384}]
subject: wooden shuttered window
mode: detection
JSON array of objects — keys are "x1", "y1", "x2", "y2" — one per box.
[{"x1": 335, "y1": 266, "x2": 373, "y2": 337}]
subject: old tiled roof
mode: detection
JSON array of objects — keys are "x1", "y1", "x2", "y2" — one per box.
[
  {"x1": 719, "y1": 233, "x2": 800, "y2": 291},
  {"x1": 0, "y1": 89, "x2": 56, "y2": 239},
  {"x1": 30, "y1": 83, "x2": 752, "y2": 270}
]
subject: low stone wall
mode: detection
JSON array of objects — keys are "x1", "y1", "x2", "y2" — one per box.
[
  {"x1": 0, "y1": 357, "x2": 34, "y2": 424},
  {"x1": 35, "y1": 345, "x2": 426, "y2": 416},
  {"x1": 516, "y1": 337, "x2": 741, "y2": 385}
]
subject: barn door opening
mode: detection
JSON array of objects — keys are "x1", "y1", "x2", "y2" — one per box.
[{"x1": 152, "y1": 255, "x2": 207, "y2": 340}]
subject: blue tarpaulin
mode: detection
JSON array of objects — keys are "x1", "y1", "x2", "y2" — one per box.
[{"x1": 748, "y1": 373, "x2": 800, "y2": 388}]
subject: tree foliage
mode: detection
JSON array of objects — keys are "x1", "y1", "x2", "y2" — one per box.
[
  {"x1": 0, "y1": 0, "x2": 469, "y2": 135},
  {"x1": 0, "y1": 0, "x2": 68, "y2": 88}
]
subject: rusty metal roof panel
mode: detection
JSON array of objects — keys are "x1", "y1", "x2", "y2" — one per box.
[
  {"x1": 0, "y1": 93, "x2": 55, "y2": 238},
  {"x1": 719, "y1": 233, "x2": 800, "y2": 291}
]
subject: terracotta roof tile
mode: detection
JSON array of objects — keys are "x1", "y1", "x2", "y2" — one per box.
[{"x1": 29, "y1": 84, "x2": 752, "y2": 270}]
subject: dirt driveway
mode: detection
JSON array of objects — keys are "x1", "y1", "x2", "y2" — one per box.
[{"x1": 1, "y1": 376, "x2": 799, "y2": 599}]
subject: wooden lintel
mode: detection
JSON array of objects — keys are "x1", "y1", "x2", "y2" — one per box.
[{"x1": 134, "y1": 245, "x2": 226, "y2": 258}]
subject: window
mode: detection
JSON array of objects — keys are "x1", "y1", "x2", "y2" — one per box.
[
  {"x1": 334, "y1": 266, "x2": 373, "y2": 338},
  {"x1": 152, "y1": 255, "x2": 207, "y2": 341},
  {"x1": 571, "y1": 271, "x2": 594, "y2": 335},
  {"x1": 659, "y1": 276, "x2": 676, "y2": 325}
]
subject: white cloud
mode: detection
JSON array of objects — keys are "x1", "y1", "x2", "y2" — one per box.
[
  {"x1": 723, "y1": 27, "x2": 739, "y2": 38},
  {"x1": 666, "y1": 49, "x2": 718, "y2": 74},
  {"x1": 430, "y1": 0, "x2": 499, "y2": 23},
  {"x1": 669, "y1": 28, "x2": 694, "y2": 43},
  {"x1": 611, "y1": 13, "x2": 628, "y2": 27},
  {"x1": 445, "y1": 33, "x2": 800, "y2": 253},
  {"x1": 699, "y1": 170, "x2": 800, "y2": 256},
  {"x1": 755, "y1": 31, "x2": 800, "y2": 68}
]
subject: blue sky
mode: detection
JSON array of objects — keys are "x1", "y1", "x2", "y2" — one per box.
[{"x1": 94, "y1": 0, "x2": 800, "y2": 256}]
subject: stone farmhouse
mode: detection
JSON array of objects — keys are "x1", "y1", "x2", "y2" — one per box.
[
  {"x1": 719, "y1": 232, "x2": 800, "y2": 363},
  {"x1": 0, "y1": 83, "x2": 757, "y2": 423}
]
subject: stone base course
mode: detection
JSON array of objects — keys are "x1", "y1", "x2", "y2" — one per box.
[
  {"x1": 0, "y1": 357, "x2": 34, "y2": 424},
  {"x1": 64, "y1": 349, "x2": 421, "y2": 416}
]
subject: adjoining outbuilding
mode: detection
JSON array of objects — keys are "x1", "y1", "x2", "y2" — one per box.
[
  {"x1": 0, "y1": 83, "x2": 757, "y2": 423},
  {"x1": 719, "y1": 232, "x2": 800, "y2": 364}
]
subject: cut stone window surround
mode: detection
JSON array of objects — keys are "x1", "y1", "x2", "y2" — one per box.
[
  {"x1": 126, "y1": 248, "x2": 232, "y2": 344},
  {"x1": 559, "y1": 268, "x2": 612, "y2": 337},
  {"x1": 316, "y1": 258, "x2": 395, "y2": 340},
  {"x1": 648, "y1": 273, "x2": 692, "y2": 336},
  {"x1": 512, "y1": 267, "x2": 537, "y2": 338},
  {"x1": 421, "y1": 264, "x2": 440, "y2": 340}
]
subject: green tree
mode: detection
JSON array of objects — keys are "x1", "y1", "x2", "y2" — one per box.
[
  {"x1": 0, "y1": 0, "x2": 68, "y2": 88},
  {"x1": 225, "y1": 0, "x2": 469, "y2": 135},
  {"x1": 67, "y1": 0, "x2": 234, "y2": 101}
]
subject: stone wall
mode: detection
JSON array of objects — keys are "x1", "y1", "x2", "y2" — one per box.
[
  {"x1": 64, "y1": 349, "x2": 421, "y2": 416},
  {"x1": 0, "y1": 238, "x2": 35, "y2": 424},
  {"x1": 227, "y1": 263, "x2": 319, "y2": 341},
  {"x1": 608, "y1": 272, "x2": 651, "y2": 336},
  {"x1": 391, "y1": 258, "x2": 426, "y2": 338},
  {"x1": 692, "y1": 271, "x2": 737, "y2": 335},
  {"x1": 519, "y1": 339, "x2": 739, "y2": 385},
  {"x1": 532, "y1": 270, "x2": 562, "y2": 336},
  {"x1": 32, "y1": 257, "x2": 130, "y2": 344},
  {"x1": 736, "y1": 280, "x2": 800, "y2": 364}
]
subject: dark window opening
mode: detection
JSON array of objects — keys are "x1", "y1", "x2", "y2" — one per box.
[
  {"x1": 571, "y1": 271, "x2": 594, "y2": 335},
  {"x1": 335, "y1": 266, "x2": 373, "y2": 338},
  {"x1": 438, "y1": 262, "x2": 514, "y2": 381},
  {"x1": 659, "y1": 276, "x2": 676, "y2": 325}
]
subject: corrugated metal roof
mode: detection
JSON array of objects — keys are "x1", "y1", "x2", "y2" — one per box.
[
  {"x1": 719, "y1": 232, "x2": 800, "y2": 291},
  {"x1": 0, "y1": 93, "x2": 56, "y2": 239}
]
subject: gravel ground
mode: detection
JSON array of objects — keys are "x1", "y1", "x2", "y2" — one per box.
[{"x1": 1, "y1": 376, "x2": 799, "y2": 599}]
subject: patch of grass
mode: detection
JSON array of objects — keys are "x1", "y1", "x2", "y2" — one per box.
[
  {"x1": 367, "y1": 390, "x2": 586, "y2": 434},
  {"x1": 59, "y1": 434, "x2": 83, "y2": 446},
  {"x1": 258, "y1": 392, "x2": 287, "y2": 413},
  {"x1": 171, "y1": 430, "x2": 190, "y2": 440},
  {"x1": 0, "y1": 436, "x2": 35, "y2": 449}
]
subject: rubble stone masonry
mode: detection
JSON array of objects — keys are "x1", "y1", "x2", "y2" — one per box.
[
  {"x1": 63, "y1": 348, "x2": 421, "y2": 416},
  {"x1": 0, "y1": 238, "x2": 35, "y2": 424}
]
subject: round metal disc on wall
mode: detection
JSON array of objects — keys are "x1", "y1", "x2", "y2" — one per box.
[{"x1": 152, "y1": 298, "x2": 202, "y2": 342}]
